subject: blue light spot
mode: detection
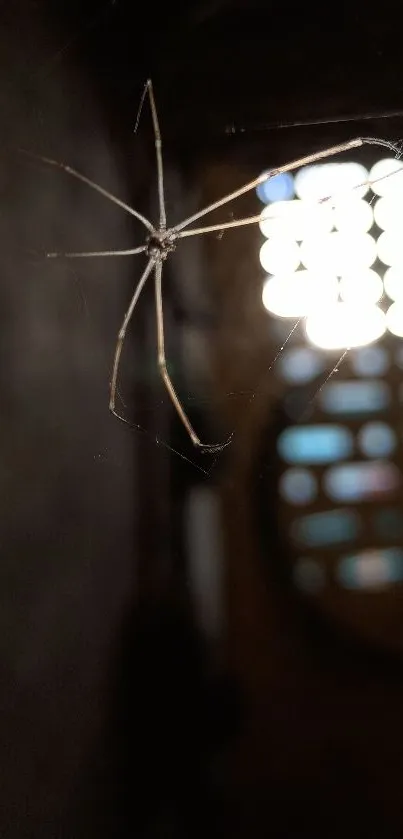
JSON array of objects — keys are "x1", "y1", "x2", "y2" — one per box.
[
  {"x1": 350, "y1": 346, "x2": 389, "y2": 377},
  {"x1": 324, "y1": 461, "x2": 400, "y2": 502},
  {"x1": 278, "y1": 425, "x2": 353, "y2": 465},
  {"x1": 319, "y1": 380, "x2": 390, "y2": 416},
  {"x1": 280, "y1": 468, "x2": 317, "y2": 505},
  {"x1": 256, "y1": 172, "x2": 295, "y2": 204},
  {"x1": 337, "y1": 548, "x2": 403, "y2": 590},
  {"x1": 279, "y1": 347, "x2": 324, "y2": 384},
  {"x1": 358, "y1": 422, "x2": 396, "y2": 458},
  {"x1": 292, "y1": 509, "x2": 360, "y2": 547}
]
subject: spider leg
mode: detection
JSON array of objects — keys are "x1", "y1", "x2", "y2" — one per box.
[
  {"x1": 154, "y1": 260, "x2": 232, "y2": 453},
  {"x1": 172, "y1": 136, "x2": 402, "y2": 235},
  {"x1": 47, "y1": 246, "x2": 147, "y2": 259},
  {"x1": 20, "y1": 149, "x2": 154, "y2": 233},
  {"x1": 109, "y1": 257, "x2": 155, "y2": 422},
  {"x1": 176, "y1": 214, "x2": 263, "y2": 238},
  {"x1": 146, "y1": 80, "x2": 166, "y2": 230}
]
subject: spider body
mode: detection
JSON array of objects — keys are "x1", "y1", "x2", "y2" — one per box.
[{"x1": 146, "y1": 230, "x2": 177, "y2": 260}]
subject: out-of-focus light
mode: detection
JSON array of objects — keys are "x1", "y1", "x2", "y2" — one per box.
[
  {"x1": 292, "y1": 509, "x2": 360, "y2": 547},
  {"x1": 278, "y1": 424, "x2": 354, "y2": 464},
  {"x1": 259, "y1": 199, "x2": 333, "y2": 240},
  {"x1": 300, "y1": 232, "x2": 376, "y2": 274},
  {"x1": 368, "y1": 158, "x2": 403, "y2": 197},
  {"x1": 278, "y1": 347, "x2": 325, "y2": 383},
  {"x1": 324, "y1": 460, "x2": 400, "y2": 502},
  {"x1": 339, "y1": 268, "x2": 383, "y2": 304},
  {"x1": 256, "y1": 171, "x2": 294, "y2": 204},
  {"x1": 332, "y1": 198, "x2": 373, "y2": 233},
  {"x1": 319, "y1": 380, "x2": 390, "y2": 415},
  {"x1": 358, "y1": 422, "x2": 396, "y2": 458},
  {"x1": 293, "y1": 558, "x2": 325, "y2": 593},
  {"x1": 373, "y1": 194, "x2": 403, "y2": 231},
  {"x1": 385, "y1": 302, "x2": 403, "y2": 337},
  {"x1": 377, "y1": 231, "x2": 403, "y2": 267},
  {"x1": 259, "y1": 237, "x2": 300, "y2": 274},
  {"x1": 262, "y1": 271, "x2": 338, "y2": 318},
  {"x1": 295, "y1": 161, "x2": 369, "y2": 202},
  {"x1": 305, "y1": 302, "x2": 385, "y2": 349},
  {"x1": 383, "y1": 266, "x2": 403, "y2": 301},
  {"x1": 337, "y1": 548, "x2": 403, "y2": 590},
  {"x1": 279, "y1": 468, "x2": 317, "y2": 505},
  {"x1": 376, "y1": 509, "x2": 403, "y2": 540},
  {"x1": 350, "y1": 346, "x2": 389, "y2": 377}
]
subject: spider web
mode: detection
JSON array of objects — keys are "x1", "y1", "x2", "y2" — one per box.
[
  {"x1": 15, "y1": 3, "x2": 403, "y2": 479},
  {"x1": 30, "y1": 109, "x2": 403, "y2": 477}
]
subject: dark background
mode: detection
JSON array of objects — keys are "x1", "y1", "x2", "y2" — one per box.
[{"x1": 1, "y1": 1, "x2": 403, "y2": 837}]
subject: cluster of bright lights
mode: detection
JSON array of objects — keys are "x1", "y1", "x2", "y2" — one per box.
[{"x1": 258, "y1": 157, "x2": 403, "y2": 349}]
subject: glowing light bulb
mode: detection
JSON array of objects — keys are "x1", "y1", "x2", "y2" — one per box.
[
  {"x1": 262, "y1": 271, "x2": 338, "y2": 318},
  {"x1": 259, "y1": 237, "x2": 300, "y2": 274},
  {"x1": 369, "y1": 158, "x2": 403, "y2": 197},
  {"x1": 385, "y1": 302, "x2": 403, "y2": 337},
  {"x1": 305, "y1": 302, "x2": 385, "y2": 349},
  {"x1": 295, "y1": 162, "x2": 369, "y2": 202},
  {"x1": 300, "y1": 232, "x2": 376, "y2": 274},
  {"x1": 339, "y1": 268, "x2": 383, "y2": 304},
  {"x1": 332, "y1": 198, "x2": 373, "y2": 234},
  {"x1": 259, "y1": 199, "x2": 333, "y2": 241},
  {"x1": 384, "y1": 266, "x2": 403, "y2": 301},
  {"x1": 373, "y1": 194, "x2": 403, "y2": 231},
  {"x1": 377, "y1": 231, "x2": 403, "y2": 267},
  {"x1": 256, "y1": 171, "x2": 294, "y2": 203}
]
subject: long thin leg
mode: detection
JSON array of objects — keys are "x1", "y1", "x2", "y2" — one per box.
[
  {"x1": 177, "y1": 214, "x2": 262, "y2": 238},
  {"x1": 47, "y1": 245, "x2": 147, "y2": 259},
  {"x1": 172, "y1": 136, "x2": 401, "y2": 235},
  {"x1": 109, "y1": 258, "x2": 154, "y2": 421},
  {"x1": 177, "y1": 159, "x2": 403, "y2": 239},
  {"x1": 146, "y1": 80, "x2": 166, "y2": 230},
  {"x1": 20, "y1": 149, "x2": 154, "y2": 233},
  {"x1": 154, "y1": 261, "x2": 232, "y2": 452}
]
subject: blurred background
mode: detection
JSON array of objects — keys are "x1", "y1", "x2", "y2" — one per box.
[{"x1": 2, "y1": 0, "x2": 403, "y2": 836}]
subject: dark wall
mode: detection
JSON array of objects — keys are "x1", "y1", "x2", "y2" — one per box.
[
  {"x1": 0, "y1": 5, "x2": 140, "y2": 835},
  {"x1": 2, "y1": 2, "x2": 403, "y2": 837}
]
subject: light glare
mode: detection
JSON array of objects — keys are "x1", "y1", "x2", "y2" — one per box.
[
  {"x1": 259, "y1": 199, "x2": 333, "y2": 241},
  {"x1": 368, "y1": 158, "x2": 403, "y2": 196},
  {"x1": 262, "y1": 271, "x2": 338, "y2": 318},
  {"x1": 305, "y1": 302, "x2": 386, "y2": 349},
  {"x1": 339, "y1": 268, "x2": 383, "y2": 304},
  {"x1": 385, "y1": 302, "x2": 403, "y2": 337},
  {"x1": 256, "y1": 171, "x2": 294, "y2": 204},
  {"x1": 373, "y1": 194, "x2": 403, "y2": 231},
  {"x1": 259, "y1": 237, "x2": 300, "y2": 274},
  {"x1": 384, "y1": 266, "x2": 403, "y2": 301},
  {"x1": 377, "y1": 231, "x2": 403, "y2": 267},
  {"x1": 332, "y1": 198, "x2": 373, "y2": 233},
  {"x1": 300, "y1": 232, "x2": 376, "y2": 274},
  {"x1": 295, "y1": 162, "x2": 369, "y2": 202}
]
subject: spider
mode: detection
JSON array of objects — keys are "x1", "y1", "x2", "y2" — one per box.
[{"x1": 23, "y1": 81, "x2": 401, "y2": 453}]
